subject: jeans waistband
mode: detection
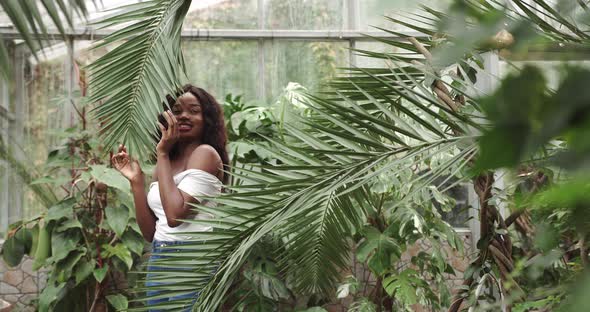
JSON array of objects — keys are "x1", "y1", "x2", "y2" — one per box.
[{"x1": 152, "y1": 240, "x2": 189, "y2": 248}]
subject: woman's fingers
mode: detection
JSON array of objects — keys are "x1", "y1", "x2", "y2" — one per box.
[
  {"x1": 167, "y1": 111, "x2": 179, "y2": 137},
  {"x1": 112, "y1": 155, "x2": 123, "y2": 168},
  {"x1": 168, "y1": 110, "x2": 177, "y2": 125},
  {"x1": 165, "y1": 111, "x2": 178, "y2": 136},
  {"x1": 162, "y1": 111, "x2": 173, "y2": 130},
  {"x1": 157, "y1": 122, "x2": 166, "y2": 134},
  {"x1": 112, "y1": 151, "x2": 130, "y2": 164},
  {"x1": 161, "y1": 111, "x2": 180, "y2": 139}
]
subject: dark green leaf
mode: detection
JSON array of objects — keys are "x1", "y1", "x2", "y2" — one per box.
[
  {"x1": 45, "y1": 198, "x2": 76, "y2": 223},
  {"x1": 38, "y1": 281, "x2": 66, "y2": 312},
  {"x1": 74, "y1": 259, "x2": 96, "y2": 285},
  {"x1": 107, "y1": 294, "x2": 129, "y2": 311},
  {"x1": 105, "y1": 205, "x2": 130, "y2": 238},
  {"x1": 93, "y1": 265, "x2": 109, "y2": 283},
  {"x1": 90, "y1": 165, "x2": 131, "y2": 193}
]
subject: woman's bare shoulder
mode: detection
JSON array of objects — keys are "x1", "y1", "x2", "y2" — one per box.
[{"x1": 186, "y1": 144, "x2": 222, "y2": 177}]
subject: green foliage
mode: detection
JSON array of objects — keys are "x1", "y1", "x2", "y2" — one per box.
[
  {"x1": 137, "y1": 2, "x2": 477, "y2": 311},
  {"x1": 356, "y1": 226, "x2": 401, "y2": 276},
  {"x1": 107, "y1": 294, "x2": 129, "y2": 311},
  {"x1": 476, "y1": 65, "x2": 549, "y2": 170},
  {"x1": 383, "y1": 269, "x2": 428, "y2": 306},
  {"x1": 1, "y1": 117, "x2": 145, "y2": 311},
  {"x1": 348, "y1": 298, "x2": 377, "y2": 312},
  {"x1": 223, "y1": 93, "x2": 277, "y2": 163},
  {"x1": 449, "y1": 1, "x2": 590, "y2": 311},
  {"x1": 87, "y1": 0, "x2": 192, "y2": 159},
  {"x1": 0, "y1": 226, "x2": 31, "y2": 267},
  {"x1": 226, "y1": 238, "x2": 295, "y2": 311}
]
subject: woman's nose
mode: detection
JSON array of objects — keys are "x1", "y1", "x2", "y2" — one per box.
[{"x1": 178, "y1": 110, "x2": 190, "y2": 118}]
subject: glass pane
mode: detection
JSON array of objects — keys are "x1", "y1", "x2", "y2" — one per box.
[
  {"x1": 432, "y1": 176, "x2": 470, "y2": 228},
  {"x1": 25, "y1": 54, "x2": 66, "y2": 165},
  {"x1": 264, "y1": 41, "x2": 349, "y2": 102},
  {"x1": 23, "y1": 43, "x2": 69, "y2": 218},
  {"x1": 359, "y1": 0, "x2": 451, "y2": 32},
  {"x1": 76, "y1": 40, "x2": 117, "y2": 68},
  {"x1": 354, "y1": 40, "x2": 402, "y2": 68},
  {"x1": 182, "y1": 41, "x2": 259, "y2": 102},
  {"x1": 264, "y1": 0, "x2": 344, "y2": 30},
  {"x1": 184, "y1": 0, "x2": 258, "y2": 29},
  {"x1": 441, "y1": 184, "x2": 470, "y2": 228}
]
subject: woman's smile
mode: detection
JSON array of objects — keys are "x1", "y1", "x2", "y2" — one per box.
[{"x1": 178, "y1": 124, "x2": 193, "y2": 131}]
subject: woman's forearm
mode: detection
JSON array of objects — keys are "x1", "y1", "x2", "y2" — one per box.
[
  {"x1": 130, "y1": 177, "x2": 156, "y2": 241},
  {"x1": 156, "y1": 153, "x2": 186, "y2": 227}
]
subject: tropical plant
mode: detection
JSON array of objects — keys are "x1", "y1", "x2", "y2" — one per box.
[
  {"x1": 136, "y1": 13, "x2": 476, "y2": 312},
  {"x1": 223, "y1": 93, "x2": 277, "y2": 165},
  {"x1": 0, "y1": 98, "x2": 145, "y2": 312},
  {"x1": 87, "y1": 0, "x2": 193, "y2": 159},
  {"x1": 129, "y1": 0, "x2": 590, "y2": 311},
  {"x1": 3, "y1": 0, "x2": 589, "y2": 311}
]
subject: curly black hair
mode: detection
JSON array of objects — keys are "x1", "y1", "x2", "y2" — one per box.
[{"x1": 158, "y1": 84, "x2": 229, "y2": 183}]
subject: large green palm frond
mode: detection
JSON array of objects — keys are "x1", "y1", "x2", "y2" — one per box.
[
  {"x1": 87, "y1": 0, "x2": 191, "y2": 159},
  {"x1": 508, "y1": 0, "x2": 589, "y2": 42},
  {"x1": 132, "y1": 4, "x2": 488, "y2": 311},
  {"x1": 190, "y1": 102, "x2": 475, "y2": 311},
  {"x1": 137, "y1": 0, "x2": 590, "y2": 310},
  {"x1": 0, "y1": 0, "x2": 94, "y2": 79}
]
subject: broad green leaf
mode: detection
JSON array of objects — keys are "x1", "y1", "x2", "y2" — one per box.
[
  {"x1": 105, "y1": 205, "x2": 130, "y2": 238},
  {"x1": 45, "y1": 197, "x2": 76, "y2": 223},
  {"x1": 356, "y1": 226, "x2": 400, "y2": 276},
  {"x1": 107, "y1": 294, "x2": 129, "y2": 311},
  {"x1": 75, "y1": 259, "x2": 96, "y2": 285},
  {"x1": 38, "y1": 282, "x2": 66, "y2": 312},
  {"x1": 103, "y1": 243, "x2": 133, "y2": 269},
  {"x1": 93, "y1": 265, "x2": 109, "y2": 283},
  {"x1": 383, "y1": 269, "x2": 421, "y2": 305},
  {"x1": 90, "y1": 165, "x2": 131, "y2": 194},
  {"x1": 55, "y1": 249, "x2": 86, "y2": 283},
  {"x1": 56, "y1": 219, "x2": 83, "y2": 232},
  {"x1": 50, "y1": 230, "x2": 80, "y2": 263},
  {"x1": 121, "y1": 229, "x2": 146, "y2": 256},
  {"x1": 1, "y1": 229, "x2": 27, "y2": 267}
]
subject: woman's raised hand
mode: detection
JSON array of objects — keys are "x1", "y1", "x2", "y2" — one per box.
[
  {"x1": 112, "y1": 144, "x2": 143, "y2": 182},
  {"x1": 156, "y1": 110, "x2": 179, "y2": 156}
]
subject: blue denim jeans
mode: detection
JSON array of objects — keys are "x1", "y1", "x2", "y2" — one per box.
[{"x1": 146, "y1": 240, "x2": 198, "y2": 312}]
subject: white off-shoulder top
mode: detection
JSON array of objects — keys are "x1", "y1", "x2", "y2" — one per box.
[{"x1": 147, "y1": 169, "x2": 222, "y2": 241}]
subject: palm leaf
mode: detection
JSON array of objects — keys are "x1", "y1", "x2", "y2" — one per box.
[
  {"x1": 0, "y1": 0, "x2": 93, "y2": 79},
  {"x1": 135, "y1": 1, "x2": 590, "y2": 311},
  {"x1": 87, "y1": 0, "x2": 192, "y2": 159}
]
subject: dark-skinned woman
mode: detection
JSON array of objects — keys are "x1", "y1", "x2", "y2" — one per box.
[{"x1": 112, "y1": 84, "x2": 228, "y2": 311}]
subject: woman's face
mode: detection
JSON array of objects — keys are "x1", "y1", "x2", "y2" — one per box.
[{"x1": 171, "y1": 92, "x2": 204, "y2": 142}]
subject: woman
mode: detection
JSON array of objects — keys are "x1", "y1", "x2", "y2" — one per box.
[{"x1": 111, "y1": 84, "x2": 228, "y2": 310}]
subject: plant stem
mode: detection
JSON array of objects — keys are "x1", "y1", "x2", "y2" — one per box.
[{"x1": 89, "y1": 281, "x2": 101, "y2": 312}]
